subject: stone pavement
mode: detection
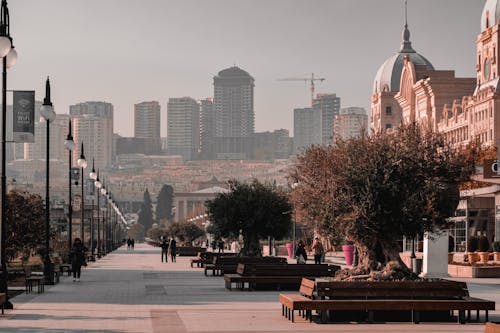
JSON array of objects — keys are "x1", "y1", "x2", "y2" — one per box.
[{"x1": 0, "y1": 243, "x2": 497, "y2": 333}]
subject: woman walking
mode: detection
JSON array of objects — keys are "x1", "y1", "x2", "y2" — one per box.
[{"x1": 70, "y1": 238, "x2": 87, "y2": 282}]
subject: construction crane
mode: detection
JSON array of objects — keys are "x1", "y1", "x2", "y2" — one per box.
[{"x1": 277, "y1": 73, "x2": 326, "y2": 107}]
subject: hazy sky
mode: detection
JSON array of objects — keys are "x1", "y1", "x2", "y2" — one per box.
[{"x1": 7, "y1": 0, "x2": 484, "y2": 137}]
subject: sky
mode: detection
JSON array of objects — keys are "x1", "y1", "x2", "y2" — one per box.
[{"x1": 7, "y1": 0, "x2": 485, "y2": 137}]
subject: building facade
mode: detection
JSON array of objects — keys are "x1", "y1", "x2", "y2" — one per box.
[
  {"x1": 213, "y1": 66, "x2": 255, "y2": 159},
  {"x1": 134, "y1": 101, "x2": 161, "y2": 154},
  {"x1": 293, "y1": 107, "x2": 322, "y2": 154},
  {"x1": 334, "y1": 107, "x2": 368, "y2": 140},
  {"x1": 199, "y1": 98, "x2": 215, "y2": 160},
  {"x1": 167, "y1": 97, "x2": 200, "y2": 161},
  {"x1": 70, "y1": 101, "x2": 114, "y2": 170},
  {"x1": 313, "y1": 93, "x2": 341, "y2": 145}
]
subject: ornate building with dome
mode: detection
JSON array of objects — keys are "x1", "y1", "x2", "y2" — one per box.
[{"x1": 371, "y1": 1, "x2": 500, "y2": 249}]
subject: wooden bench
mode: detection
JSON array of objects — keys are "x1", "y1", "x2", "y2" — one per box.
[
  {"x1": 485, "y1": 322, "x2": 500, "y2": 333},
  {"x1": 224, "y1": 263, "x2": 340, "y2": 290},
  {"x1": 177, "y1": 246, "x2": 206, "y2": 257},
  {"x1": 191, "y1": 252, "x2": 232, "y2": 268},
  {"x1": 280, "y1": 279, "x2": 495, "y2": 324},
  {"x1": 204, "y1": 256, "x2": 287, "y2": 276},
  {"x1": 25, "y1": 268, "x2": 45, "y2": 294}
]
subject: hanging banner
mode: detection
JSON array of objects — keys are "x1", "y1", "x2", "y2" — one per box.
[{"x1": 12, "y1": 90, "x2": 35, "y2": 142}]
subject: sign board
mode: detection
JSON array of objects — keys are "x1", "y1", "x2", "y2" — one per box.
[
  {"x1": 12, "y1": 91, "x2": 35, "y2": 142},
  {"x1": 483, "y1": 160, "x2": 500, "y2": 179}
]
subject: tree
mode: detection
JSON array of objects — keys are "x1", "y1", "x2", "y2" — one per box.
[
  {"x1": 290, "y1": 124, "x2": 477, "y2": 275},
  {"x1": 167, "y1": 221, "x2": 205, "y2": 245},
  {"x1": 128, "y1": 223, "x2": 145, "y2": 241},
  {"x1": 155, "y1": 184, "x2": 174, "y2": 224},
  {"x1": 206, "y1": 179, "x2": 292, "y2": 256},
  {"x1": 137, "y1": 189, "x2": 153, "y2": 231},
  {"x1": 5, "y1": 191, "x2": 47, "y2": 262}
]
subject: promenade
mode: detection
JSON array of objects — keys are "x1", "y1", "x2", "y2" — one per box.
[{"x1": 0, "y1": 243, "x2": 498, "y2": 333}]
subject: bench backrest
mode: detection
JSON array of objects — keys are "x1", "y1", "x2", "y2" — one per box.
[
  {"x1": 316, "y1": 280, "x2": 469, "y2": 299},
  {"x1": 237, "y1": 263, "x2": 340, "y2": 277},
  {"x1": 485, "y1": 322, "x2": 500, "y2": 333},
  {"x1": 213, "y1": 256, "x2": 287, "y2": 265},
  {"x1": 299, "y1": 278, "x2": 315, "y2": 298}
]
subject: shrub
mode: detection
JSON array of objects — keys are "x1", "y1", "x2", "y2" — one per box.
[
  {"x1": 492, "y1": 241, "x2": 500, "y2": 252},
  {"x1": 478, "y1": 235, "x2": 490, "y2": 252},
  {"x1": 468, "y1": 236, "x2": 478, "y2": 252}
]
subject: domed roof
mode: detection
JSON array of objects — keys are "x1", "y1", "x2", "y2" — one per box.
[
  {"x1": 217, "y1": 66, "x2": 252, "y2": 78},
  {"x1": 373, "y1": 24, "x2": 434, "y2": 94},
  {"x1": 482, "y1": 0, "x2": 500, "y2": 31}
]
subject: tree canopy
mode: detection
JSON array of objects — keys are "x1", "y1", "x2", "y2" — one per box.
[
  {"x1": 290, "y1": 124, "x2": 477, "y2": 274},
  {"x1": 206, "y1": 179, "x2": 292, "y2": 256},
  {"x1": 156, "y1": 184, "x2": 174, "y2": 224},
  {"x1": 5, "y1": 191, "x2": 47, "y2": 262},
  {"x1": 167, "y1": 221, "x2": 205, "y2": 245},
  {"x1": 138, "y1": 189, "x2": 153, "y2": 231}
]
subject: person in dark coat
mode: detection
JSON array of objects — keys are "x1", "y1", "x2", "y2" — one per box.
[
  {"x1": 169, "y1": 238, "x2": 177, "y2": 262},
  {"x1": 217, "y1": 239, "x2": 224, "y2": 253},
  {"x1": 294, "y1": 240, "x2": 307, "y2": 264},
  {"x1": 161, "y1": 237, "x2": 169, "y2": 262},
  {"x1": 70, "y1": 238, "x2": 87, "y2": 282}
]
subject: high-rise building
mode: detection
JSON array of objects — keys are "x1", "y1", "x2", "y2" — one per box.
[
  {"x1": 70, "y1": 101, "x2": 114, "y2": 170},
  {"x1": 24, "y1": 113, "x2": 69, "y2": 164},
  {"x1": 334, "y1": 107, "x2": 368, "y2": 140},
  {"x1": 199, "y1": 98, "x2": 215, "y2": 160},
  {"x1": 293, "y1": 107, "x2": 322, "y2": 154},
  {"x1": 134, "y1": 101, "x2": 161, "y2": 154},
  {"x1": 313, "y1": 93, "x2": 341, "y2": 145},
  {"x1": 213, "y1": 66, "x2": 254, "y2": 159},
  {"x1": 167, "y1": 97, "x2": 200, "y2": 161}
]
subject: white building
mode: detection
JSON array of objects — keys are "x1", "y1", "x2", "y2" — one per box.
[
  {"x1": 334, "y1": 107, "x2": 368, "y2": 140},
  {"x1": 167, "y1": 97, "x2": 200, "y2": 161},
  {"x1": 70, "y1": 102, "x2": 114, "y2": 170},
  {"x1": 134, "y1": 101, "x2": 161, "y2": 153}
]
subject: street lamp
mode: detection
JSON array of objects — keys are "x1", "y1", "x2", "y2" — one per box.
[
  {"x1": 40, "y1": 77, "x2": 56, "y2": 285},
  {"x1": 100, "y1": 182, "x2": 108, "y2": 255},
  {"x1": 64, "y1": 120, "x2": 74, "y2": 262},
  {"x1": 88, "y1": 159, "x2": 96, "y2": 260},
  {"x1": 94, "y1": 171, "x2": 102, "y2": 257},
  {"x1": 77, "y1": 143, "x2": 87, "y2": 244},
  {"x1": 0, "y1": 0, "x2": 15, "y2": 309}
]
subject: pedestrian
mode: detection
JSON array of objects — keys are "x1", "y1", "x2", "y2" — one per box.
[
  {"x1": 312, "y1": 237, "x2": 324, "y2": 264},
  {"x1": 127, "y1": 237, "x2": 131, "y2": 250},
  {"x1": 217, "y1": 239, "x2": 224, "y2": 253},
  {"x1": 131, "y1": 238, "x2": 135, "y2": 250},
  {"x1": 205, "y1": 239, "x2": 209, "y2": 248},
  {"x1": 169, "y1": 238, "x2": 177, "y2": 262},
  {"x1": 211, "y1": 240, "x2": 217, "y2": 251},
  {"x1": 295, "y1": 240, "x2": 307, "y2": 264},
  {"x1": 161, "y1": 237, "x2": 168, "y2": 263},
  {"x1": 230, "y1": 240, "x2": 240, "y2": 253},
  {"x1": 70, "y1": 238, "x2": 87, "y2": 282}
]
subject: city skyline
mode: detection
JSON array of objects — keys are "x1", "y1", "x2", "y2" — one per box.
[{"x1": 7, "y1": 0, "x2": 483, "y2": 137}]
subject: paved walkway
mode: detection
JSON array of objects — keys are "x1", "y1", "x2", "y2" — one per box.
[{"x1": 0, "y1": 243, "x2": 498, "y2": 333}]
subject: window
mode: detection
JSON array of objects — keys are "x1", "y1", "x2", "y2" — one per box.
[
  {"x1": 385, "y1": 123, "x2": 392, "y2": 130},
  {"x1": 385, "y1": 106, "x2": 392, "y2": 116}
]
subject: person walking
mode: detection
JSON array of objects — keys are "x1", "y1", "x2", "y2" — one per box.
[
  {"x1": 217, "y1": 239, "x2": 224, "y2": 253},
  {"x1": 169, "y1": 238, "x2": 177, "y2": 262},
  {"x1": 161, "y1": 237, "x2": 169, "y2": 263},
  {"x1": 70, "y1": 238, "x2": 87, "y2": 282},
  {"x1": 131, "y1": 238, "x2": 135, "y2": 250},
  {"x1": 312, "y1": 237, "x2": 324, "y2": 264},
  {"x1": 294, "y1": 240, "x2": 307, "y2": 264}
]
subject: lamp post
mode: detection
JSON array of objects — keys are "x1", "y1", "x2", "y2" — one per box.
[
  {"x1": 100, "y1": 183, "x2": 108, "y2": 255},
  {"x1": 94, "y1": 171, "x2": 102, "y2": 258},
  {"x1": 64, "y1": 120, "x2": 74, "y2": 262},
  {"x1": 40, "y1": 77, "x2": 56, "y2": 285},
  {"x1": 77, "y1": 143, "x2": 87, "y2": 243},
  {"x1": 89, "y1": 159, "x2": 96, "y2": 261},
  {"x1": 0, "y1": 0, "x2": 16, "y2": 309}
]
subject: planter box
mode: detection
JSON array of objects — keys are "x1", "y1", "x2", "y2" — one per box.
[{"x1": 448, "y1": 264, "x2": 500, "y2": 278}]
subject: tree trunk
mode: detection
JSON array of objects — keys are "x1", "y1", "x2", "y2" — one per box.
[
  {"x1": 355, "y1": 239, "x2": 410, "y2": 275},
  {"x1": 241, "y1": 232, "x2": 261, "y2": 257}
]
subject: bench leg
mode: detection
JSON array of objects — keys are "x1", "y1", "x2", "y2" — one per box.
[
  {"x1": 412, "y1": 310, "x2": 420, "y2": 324},
  {"x1": 291, "y1": 309, "x2": 294, "y2": 323},
  {"x1": 485, "y1": 310, "x2": 489, "y2": 323},
  {"x1": 458, "y1": 310, "x2": 465, "y2": 324},
  {"x1": 467, "y1": 310, "x2": 471, "y2": 321},
  {"x1": 476, "y1": 310, "x2": 479, "y2": 321},
  {"x1": 367, "y1": 311, "x2": 374, "y2": 323},
  {"x1": 309, "y1": 310, "x2": 312, "y2": 322},
  {"x1": 282, "y1": 304, "x2": 284, "y2": 317}
]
